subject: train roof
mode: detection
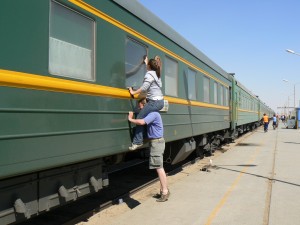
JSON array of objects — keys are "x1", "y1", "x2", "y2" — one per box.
[
  {"x1": 112, "y1": 0, "x2": 230, "y2": 80},
  {"x1": 112, "y1": 1, "x2": 273, "y2": 111},
  {"x1": 235, "y1": 79, "x2": 258, "y2": 100}
]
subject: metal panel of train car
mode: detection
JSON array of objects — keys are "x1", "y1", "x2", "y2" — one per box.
[{"x1": 0, "y1": 0, "x2": 273, "y2": 223}]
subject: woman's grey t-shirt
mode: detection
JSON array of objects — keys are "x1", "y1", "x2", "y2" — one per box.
[{"x1": 141, "y1": 71, "x2": 163, "y2": 100}]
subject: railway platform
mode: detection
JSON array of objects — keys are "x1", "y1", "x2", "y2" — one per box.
[{"x1": 102, "y1": 124, "x2": 300, "y2": 225}]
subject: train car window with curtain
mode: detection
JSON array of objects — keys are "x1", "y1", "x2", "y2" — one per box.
[
  {"x1": 49, "y1": 0, "x2": 95, "y2": 81},
  {"x1": 165, "y1": 56, "x2": 178, "y2": 97},
  {"x1": 125, "y1": 38, "x2": 147, "y2": 88},
  {"x1": 203, "y1": 76, "x2": 210, "y2": 103},
  {"x1": 187, "y1": 68, "x2": 196, "y2": 100}
]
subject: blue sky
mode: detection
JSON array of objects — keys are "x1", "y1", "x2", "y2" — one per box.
[{"x1": 139, "y1": 0, "x2": 300, "y2": 114}]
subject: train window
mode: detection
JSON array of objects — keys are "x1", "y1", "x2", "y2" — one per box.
[
  {"x1": 219, "y1": 84, "x2": 224, "y2": 105},
  {"x1": 187, "y1": 68, "x2": 196, "y2": 100},
  {"x1": 247, "y1": 99, "x2": 250, "y2": 110},
  {"x1": 125, "y1": 38, "x2": 147, "y2": 88},
  {"x1": 213, "y1": 82, "x2": 218, "y2": 104},
  {"x1": 49, "y1": 1, "x2": 95, "y2": 81},
  {"x1": 224, "y1": 87, "x2": 229, "y2": 106},
  {"x1": 165, "y1": 56, "x2": 178, "y2": 97},
  {"x1": 241, "y1": 95, "x2": 244, "y2": 108},
  {"x1": 203, "y1": 76, "x2": 210, "y2": 103}
]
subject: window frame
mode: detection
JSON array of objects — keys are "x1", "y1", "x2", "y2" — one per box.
[
  {"x1": 124, "y1": 37, "x2": 148, "y2": 89},
  {"x1": 49, "y1": 0, "x2": 96, "y2": 81},
  {"x1": 219, "y1": 84, "x2": 224, "y2": 105},
  {"x1": 202, "y1": 75, "x2": 210, "y2": 103},
  {"x1": 164, "y1": 56, "x2": 178, "y2": 97},
  {"x1": 187, "y1": 68, "x2": 197, "y2": 100},
  {"x1": 213, "y1": 81, "x2": 218, "y2": 104}
]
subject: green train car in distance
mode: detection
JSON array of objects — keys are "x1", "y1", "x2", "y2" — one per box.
[{"x1": 0, "y1": 0, "x2": 274, "y2": 223}]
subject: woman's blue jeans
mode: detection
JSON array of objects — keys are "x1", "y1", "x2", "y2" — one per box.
[{"x1": 133, "y1": 99, "x2": 164, "y2": 145}]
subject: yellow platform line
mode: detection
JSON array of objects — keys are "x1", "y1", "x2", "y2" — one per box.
[{"x1": 204, "y1": 135, "x2": 265, "y2": 225}]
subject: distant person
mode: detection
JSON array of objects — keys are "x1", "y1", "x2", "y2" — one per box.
[
  {"x1": 128, "y1": 100, "x2": 170, "y2": 202},
  {"x1": 128, "y1": 58, "x2": 164, "y2": 150},
  {"x1": 272, "y1": 114, "x2": 277, "y2": 130},
  {"x1": 276, "y1": 114, "x2": 279, "y2": 128},
  {"x1": 262, "y1": 113, "x2": 269, "y2": 132}
]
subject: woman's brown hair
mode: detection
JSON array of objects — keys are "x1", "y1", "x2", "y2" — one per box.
[{"x1": 148, "y1": 58, "x2": 161, "y2": 78}]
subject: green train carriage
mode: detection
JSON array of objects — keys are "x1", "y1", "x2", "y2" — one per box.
[
  {"x1": 231, "y1": 77, "x2": 274, "y2": 132},
  {"x1": 0, "y1": 0, "x2": 272, "y2": 223},
  {"x1": 234, "y1": 79, "x2": 261, "y2": 133}
]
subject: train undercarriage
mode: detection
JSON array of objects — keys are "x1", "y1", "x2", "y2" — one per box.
[{"x1": 0, "y1": 122, "x2": 260, "y2": 224}]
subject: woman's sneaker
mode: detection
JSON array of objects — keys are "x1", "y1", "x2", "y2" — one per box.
[{"x1": 129, "y1": 143, "x2": 143, "y2": 151}]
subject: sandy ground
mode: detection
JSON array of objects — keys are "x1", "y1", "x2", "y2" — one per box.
[{"x1": 76, "y1": 133, "x2": 250, "y2": 225}]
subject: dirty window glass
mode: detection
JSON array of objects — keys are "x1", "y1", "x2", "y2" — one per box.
[{"x1": 125, "y1": 38, "x2": 147, "y2": 88}]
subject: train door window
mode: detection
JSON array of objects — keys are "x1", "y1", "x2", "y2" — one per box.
[
  {"x1": 125, "y1": 38, "x2": 147, "y2": 88},
  {"x1": 213, "y1": 82, "x2": 218, "y2": 104},
  {"x1": 165, "y1": 56, "x2": 178, "y2": 97},
  {"x1": 219, "y1": 84, "x2": 224, "y2": 105},
  {"x1": 187, "y1": 68, "x2": 196, "y2": 100},
  {"x1": 203, "y1": 76, "x2": 210, "y2": 103},
  {"x1": 49, "y1": 1, "x2": 95, "y2": 81}
]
